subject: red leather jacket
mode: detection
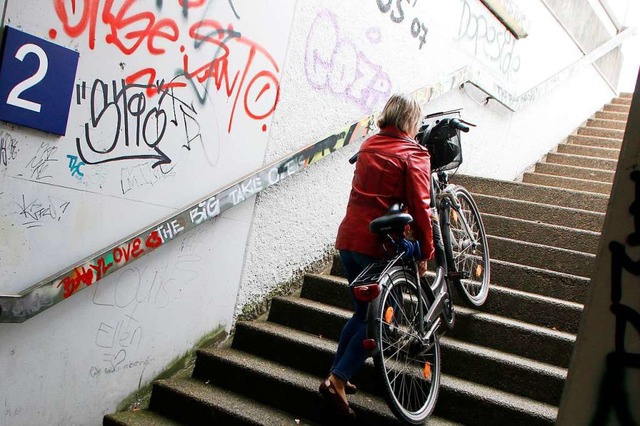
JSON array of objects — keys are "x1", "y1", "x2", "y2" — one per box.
[{"x1": 336, "y1": 126, "x2": 435, "y2": 261}]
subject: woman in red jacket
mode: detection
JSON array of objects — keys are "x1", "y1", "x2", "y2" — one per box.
[{"x1": 319, "y1": 93, "x2": 436, "y2": 418}]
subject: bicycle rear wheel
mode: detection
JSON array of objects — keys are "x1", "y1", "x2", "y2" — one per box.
[
  {"x1": 373, "y1": 269, "x2": 441, "y2": 424},
  {"x1": 445, "y1": 186, "x2": 490, "y2": 306}
]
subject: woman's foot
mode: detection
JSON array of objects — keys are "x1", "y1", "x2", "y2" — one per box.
[
  {"x1": 345, "y1": 381, "x2": 357, "y2": 395},
  {"x1": 318, "y1": 375, "x2": 356, "y2": 419}
]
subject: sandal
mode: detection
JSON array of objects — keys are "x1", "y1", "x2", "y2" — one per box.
[{"x1": 319, "y1": 379, "x2": 356, "y2": 419}]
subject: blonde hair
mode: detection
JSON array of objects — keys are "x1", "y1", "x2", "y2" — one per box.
[{"x1": 377, "y1": 93, "x2": 422, "y2": 135}]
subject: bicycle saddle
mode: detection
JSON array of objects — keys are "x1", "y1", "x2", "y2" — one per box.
[{"x1": 369, "y1": 204, "x2": 413, "y2": 234}]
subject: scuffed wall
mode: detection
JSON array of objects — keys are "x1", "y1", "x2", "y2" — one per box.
[{"x1": 0, "y1": 1, "x2": 620, "y2": 425}]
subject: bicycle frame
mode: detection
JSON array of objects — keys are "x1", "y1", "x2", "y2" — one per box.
[{"x1": 350, "y1": 228, "x2": 449, "y2": 356}]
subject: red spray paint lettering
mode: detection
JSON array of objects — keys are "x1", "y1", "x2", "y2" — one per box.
[
  {"x1": 113, "y1": 238, "x2": 145, "y2": 263},
  {"x1": 58, "y1": 266, "x2": 95, "y2": 299},
  {"x1": 53, "y1": 0, "x2": 281, "y2": 133}
]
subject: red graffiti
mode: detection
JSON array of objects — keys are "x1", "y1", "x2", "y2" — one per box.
[
  {"x1": 180, "y1": 0, "x2": 207, "y2": 7},
  {"x1": 53, "y1": 0, "x2": 180, "y2": 54},
  {"x1": 125, "y1": 68, "x2": 187, "y2": 97},
  {"x1": 58, "y1": 266, "x2": 94, "y2": 299},
  {"x1": 90, "y1": 257, "x2": 113, "y2": 281},
  {"x1": 113, "y1": 238, "x2": 145, "y2": 263},
  {"x1": 53, "y1": 0, "x2": 282, "y2": 133},
  {"x1": 145, "y1": 230, "x2": 163, "y2": 249},
  {"x1": 185, "y1": 19, "x2": 280, "y2": 132}
]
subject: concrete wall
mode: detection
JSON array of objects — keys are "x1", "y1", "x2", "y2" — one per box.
[
  {"x1": 557, "y1": 70, "x2": 640, "y2": 426},
  {"x1": 0, "y1": 1, "x2": 621, "y2": 425}
]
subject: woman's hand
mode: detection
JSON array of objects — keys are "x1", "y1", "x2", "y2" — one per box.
[{"x1": 418, "y1": 259, "x2": 428, "y2": 276}]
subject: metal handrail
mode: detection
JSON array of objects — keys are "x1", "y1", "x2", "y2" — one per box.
[{"x1": 0, "y1": 25, "x2": 633, "y2": 323}]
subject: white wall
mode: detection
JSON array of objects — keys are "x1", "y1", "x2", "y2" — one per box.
[
  {"x1": 237, "y1": 0, "x2": 614, "y2": 317},
  {"x1": 0, "y1": 1, "x2": 620, "y2": 425}
]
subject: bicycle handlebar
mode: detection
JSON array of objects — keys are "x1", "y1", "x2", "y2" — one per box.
[{"x1": 450, "y1": 118, "x2": 470, "y2": 133}]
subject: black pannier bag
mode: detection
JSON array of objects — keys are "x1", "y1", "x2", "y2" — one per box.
[{"x1": 416, "y1": 111, "x2": 462, "y2": 171}]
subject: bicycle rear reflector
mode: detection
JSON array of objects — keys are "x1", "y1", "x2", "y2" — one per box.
[
  {"x1": 362, "y1": 339, "x2": 377, "y2": 350},
  {"x1": 353, "y1": 283, "x2": 380, "y2": 302}
]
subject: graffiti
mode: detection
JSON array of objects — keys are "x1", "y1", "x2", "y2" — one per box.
[
  {"x1": 305, "y1": 10, "x2": 391, "y2": 113},
  {"x1": 95, "y1": 306, "x2": 142, "y2": 352},
  {"x1": 75, "y1": 78, "x2": 206, "y2": 168},
  {"x1": 15, "y1": 194, "x2": 70, "y2": 229},
  {"x1": 24, "y1": 142, "x2": 58, "y2": 181},
  {"x1": 0, "y1": 132, "x2": 19, "y2": 168},
  {"x1": 89, "y1": 356, "x2": 153, "y2": 377},
  {"x1": 92, "y1": 264, "x2": 171, "y2": 309},
  {"x1": 228, "y1": 176, "x2": 263, "y2": 205},
  {"x1": 155, "y1": 218, "x2": 186, "y2": 243},
  {"x1": 56, "y1": 230, "x2": 164, "y2": 300},
  {"x1": 376, "y1": 0, "x2": 429, "y2": 49},
  {"x1": 121, "y1": 162, "x2": 176, "y2": 194},
  {"x1": 181, "y1": 19, "x2": 280, "y2": 132},
  {"x1": 190, "y1": 196, "x2": 220, "y2": 225},
  {"x1": 57, "y1": 265, "x2": 94, "y2": 298},
  {"x1": 90, "y1": 262, "x2": 171, "y2": 373},
  {"x1": 95, "y1": 304, "x2": 143, "y2": 372},
  {"x1": 0, "y1": 110, "x2": 377, "y2": 321},
  {"x1": 67, "y1": 154, "x2": 85, "y2": 177},
  {"x1": 457, "y1": 0, "x2": 521, "y2": 77},
  {"x1": 592, "y1": 170, "x2": 640, "y2": 424},
  {"x1": 54, "y1": 1, "x2": 281, "y2": 134}
]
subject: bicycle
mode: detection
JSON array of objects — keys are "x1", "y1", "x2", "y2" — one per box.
[{"x1": 347, "y1": 109, "x2": 490, "y2": 424}]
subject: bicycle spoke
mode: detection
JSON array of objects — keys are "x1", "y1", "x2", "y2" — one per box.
[{"x1": 374, "y1": 271, "x2": 441, "y2": 424}]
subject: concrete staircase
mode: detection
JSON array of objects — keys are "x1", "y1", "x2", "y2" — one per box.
[{"x1": 104, "y1": 93, "x2": 630, "y2": 425}]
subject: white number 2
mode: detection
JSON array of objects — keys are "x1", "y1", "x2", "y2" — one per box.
[{"x1": 7, "y1": 43, "x2": 48, "y2": 113}]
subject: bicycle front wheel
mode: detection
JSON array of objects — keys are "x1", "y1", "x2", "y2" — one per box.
[
  {"x1": 373, "y1": 269, "x2": 441, "y2": 424},
  {"x1": 445, "y1": 186, "x2": 490, "y2": 306}
]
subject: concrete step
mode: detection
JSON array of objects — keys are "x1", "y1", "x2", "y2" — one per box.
[
  {"x1": 618, "y1": 92, "x2": 633, "y2": 99},
  {"x1": 611, "y1": 96, "x2": 632, "y2": 105},
  {"x1": 603, "y1": 102, "x2": 630, "y2": 113},
  {"x1": 300, "y1": 273, "x2": 583, "y2": 333},
  {"x1": 545, "y1": 152, "x2": 617, "y2": 171},
  {"x1": 577, "y1": 126, "x2": 624, "y2": 140},
  {"x1": 594, "y1": 110, "x2": 628, "y2": 121},
  {"x1": 147, "y1": 377, "x2": 317, "y2": 425},
  {"x1": 193, "y1": 347, "x2": 456, "y2": 425},
  {"x1": 488, "y1": 235, "x2": 595, "y2": 277},
  {"x1": 231, "y1": 320, "x2": 567, "y2": 407},
  {"x1": 267, "y1": 296, "x2": 576, "y2": 368},
  {"x1": 452, "y1": 175, "x2": 608, "y2": 213},
  {"x1": 104, "y1": 409, "x2": 183, "y2": 426},
  {"x1": 482, "y1": 213, "x2": 600, "y2": 254},
  {"x1": 440, "y1": 338, "x2": 566, "y2": 407},
  {"x1": 533, "y1": 162, "x2": 614, "y2": 183},
  {"x1": 567, "y1": 134, "x2": 622, "y2": 150},
  {"x1": 472, "y1": 193, "x2": 605, "y2": 232},
  {"x1": 556, "y1": 143, "x2": 621, "y2": 160},
  {"x1": 490, "y1": 259, "x2": 589, "y2": 304},
  {"x1": 586, "y1": 117, "x2": 627, "y2": 130},
  {"x1": 195, "y1": 346, "x2": 555, "y2": 426},
  {"x1": 437, "y1": 375, "x2": 557, "y2": 425},
  {"x1": 522, "y1": 173, "x2": 612, "y2": 195}
]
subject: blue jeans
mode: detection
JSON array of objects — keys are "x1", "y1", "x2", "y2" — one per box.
[{"x1": 330, "y1": 250, "x2": 379, "y2": 382}]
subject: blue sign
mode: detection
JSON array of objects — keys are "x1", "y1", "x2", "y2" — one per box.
[{"x1": 0, "y1": 26, "x2": 79, "y2": 136}]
